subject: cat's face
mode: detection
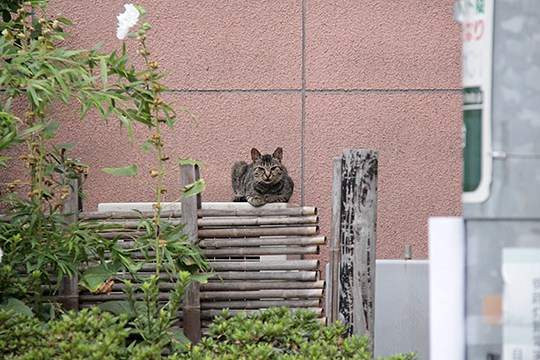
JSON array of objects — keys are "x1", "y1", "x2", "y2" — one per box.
[{"x1": 251, "y1": 148, "x2": 285, "y2": 185}]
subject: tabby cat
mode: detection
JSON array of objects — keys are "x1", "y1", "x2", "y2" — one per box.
[{"x1": 231, "y1": 147, "x2": 294, "y2": 207}]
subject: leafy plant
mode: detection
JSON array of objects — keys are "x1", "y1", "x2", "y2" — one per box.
[
  {"x1": 182, "y1": 307, "x2": 417, "y2": 360},
  {"x1": 0, "y1": 307, "x2": 164, "y2": 359}
]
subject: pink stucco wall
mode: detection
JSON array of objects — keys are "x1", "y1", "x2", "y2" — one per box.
[{"x1": 14, "y1": 1, "x2": 462, "y2": 260}]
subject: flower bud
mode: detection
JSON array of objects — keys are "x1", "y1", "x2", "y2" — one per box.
[
  {"x1": 38, "y1": 18, "x2": 47, "y2": 25},
  {"x1": 52, "y1": 20, "x2": 60, "y2": 29},
  {"x1": 148, "y1": 61, "x2": 158, "y2": 69},
  {"x1": 42, "y1": 28, "x2": 53, "y2": 36},
  {"x1": 150, "y1": 170, "x2": 159, "y2": 177},
  {"x1": 141, "y1": 23, "x2": 151, "y2": 31}
]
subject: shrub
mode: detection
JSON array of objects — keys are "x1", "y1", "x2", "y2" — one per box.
[{"x1": 182, "y1": 307, "x2": 416, "y2": 360}]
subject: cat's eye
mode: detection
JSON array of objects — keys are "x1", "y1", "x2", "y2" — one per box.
[
  {"x1": 256, "y1": 167, "x2": 265, "y2": 172},
  {"x1": 271, "y1": 166, "x2": 279, "y2": 171}
]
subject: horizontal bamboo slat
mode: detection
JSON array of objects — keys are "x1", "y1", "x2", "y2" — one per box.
[
  {"x1": 202, "y1": 280, "x2": 325, "y2": 291},
  {"x1": 79, "y1": 292, "x2": 172, "y2": 302},
  {"x1": 198, "y1": 206, "x2": 316, "y2": 217},
  {"x1": 200, "y1": 289, "x2": 323, "y2": 300},
  {"x1": 210, "y1": 271, "x2": 318, "y2": 281},
  {"x1": 112, "y1": 235, "x2": 326, "y2": 250},
  {"x1": 80, "y1": 209, "x2": 183, "y2": 220},
  {"x1": 81, "y1": 219, "x2": 184, "y2": 229},
  {"x1": 199, "y1": 235, "x2": 326, "y2": 248},
  {"x1": 198, "y1": 215, "x2": 318, "y2": 227},
  {"x1": 199, "y1": 226, "x2": 318, "y2": 238},
  {"x1": 209, "y1": 260, "x2": 319, "y2": 272},
  {"x1": 200, "y1": 299, "x2": 321, "y2": 310},
  {"x1": 203, "y1": 245, "x2": 319, "y2": 257},
  {"x1": 200, "y1": 307, "x2": 323, "y2": 319}
]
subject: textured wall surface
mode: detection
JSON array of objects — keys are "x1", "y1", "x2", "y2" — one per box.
[{"x1": 9, "y1": 0, "x2": 462, "y2": 260}]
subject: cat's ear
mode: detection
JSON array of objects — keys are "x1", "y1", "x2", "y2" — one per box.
[
  {"x1": 251, "y1": 148, "x2": 262, "y2": 162},
  {"x1": 272, "y1": 147, "x2": 283, "y2": 161}
]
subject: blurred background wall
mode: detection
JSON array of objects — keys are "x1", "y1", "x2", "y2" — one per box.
[{"x1": 22, "y1": 0, "x2": 462, "y2": 262}]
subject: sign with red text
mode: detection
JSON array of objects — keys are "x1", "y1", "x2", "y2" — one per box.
[{"x1": 456, "y1": 0, "x2": 493, "y2": 203}]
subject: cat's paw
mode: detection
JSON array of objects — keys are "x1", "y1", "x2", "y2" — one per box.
[
  {"x1": 265, "y1": 195, "x2": 289, "y2": 203},
  {"x1": 247, "y1": 196, "x2": 266, "y2": 207}
]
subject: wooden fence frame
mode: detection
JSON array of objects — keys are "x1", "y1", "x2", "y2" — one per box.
[{"x1": 13, "y1": 149, "x2": 378, "y2": 346}]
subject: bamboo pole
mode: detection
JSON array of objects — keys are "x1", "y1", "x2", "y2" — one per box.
[
  {"x1": 197, "y1": 206, "x2": 316, "y2": 217},
  {"x1": 201, "y1": 308, "x2": 323, "y2": 319},
  {"x1": 203, "y1": 245, "x2": 318, "y2": 257},
  {"x1": 328, "y1": 157, "x2": 341, "y2": 324},
  {"x1": 83, "y1": 216, "x2": 317, "y2": 229},
  {"x1": 79, "y1": 209, "x2": 183, "y2": 220},
  {"x1": 80, "y1": 219, "x2": 184, "y2": 229},
  {"x1": 200, "y1": 299, "x2": 321, "y2": 310},
  {"x1": 198, "y1": 226, "x2": 318, "y2": 238},
  {"x1": 181, "y1": 164, "x2": 202, "y2": 344},
  {"x1": 79, "y1": 292, "x2": 172, "y2": 302},
  {"x1": 200, "y1": 289, "x2": 323, "y2": 300},
  {"x1": 209, "y1": 259, "x2": 318, "y2": 271},
  {"x1": 58, "y1": 176, "x2": 80, "y2": 311},
  {"x1": 104, "y1": 237, "x2": 325, "y2": 250},
  {"x1": 199, "y1": 235, "x2": 326, "y2": 248},
  {"x1": 202, "y1": 280, "x2": 325, "y2": 291},
  {"x1": 198, "y1": 215, "x2": 318, "y2": 227},
  {"x1": 209, "y1": 271, "x2": 317, "y2": 281}
]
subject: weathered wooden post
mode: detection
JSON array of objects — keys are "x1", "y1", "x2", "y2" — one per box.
[
  {"x1": 335, "y1": 149, "x2": 378, "y2": 346},
  {"x1": 180, "y1": 164, "x2": 202, "y2": 343},
  {"x1": 59, "y1": 176, "x2": 81, "y2": 310},
  {"x1": 328, "y1": 157, "x2": 342, "y2": 324}
]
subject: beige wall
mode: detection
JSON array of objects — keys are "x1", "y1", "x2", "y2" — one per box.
[{"x1": 40, "y1": 0, "x2": 462, "y2": 261}]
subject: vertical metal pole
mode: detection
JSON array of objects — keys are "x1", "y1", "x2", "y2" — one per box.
[
  {"x1": 180, "y1": 164, "x2": 202, "y2": 343},
  {"x1": 337, "y1": 149, "x2": 378, "y2": 349}
]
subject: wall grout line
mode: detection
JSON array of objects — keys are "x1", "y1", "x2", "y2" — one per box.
[
  {"x1": 164, "y1": 88, "x2": 463, "y2": 94},
  {"x1": 301, "y1": 0, "x2": 306, "y2": 206}
]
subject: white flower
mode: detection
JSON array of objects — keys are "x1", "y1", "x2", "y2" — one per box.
[
  {"x1": 116, "y1": 4, "x2": 140, "y2": 40},
  {"x1": 0, "y1": 247, "x2": 3, "y2": 263}
]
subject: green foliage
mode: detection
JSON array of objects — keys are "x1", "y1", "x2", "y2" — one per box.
[
  {"x1": 0, "y1": 3, "x2": 210, "y2": 356},
  {"x1": 182, "y1": 307, "x2": 417, "y2": 360},
  {"x1": 0, "y1": 307, "x2": 145, "y2": 360}
]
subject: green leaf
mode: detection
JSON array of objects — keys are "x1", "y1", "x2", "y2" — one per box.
[
  {"x1": 79, "y1": 263, "x2": 120, "y2": 292},
  {"x1": 56, "y1": 17, "x2": 74, "y2": 26},
  {"x1": 119, "y1": 115, "x2": 133, "y2": 143},
  {"x1": 16, "y1": 124, "x2": 45, "y2": 138},
  {"x1": 102, "y1": 164, "x2": 138, "y2": 177},
  {"x1": 178, "y1": 158, "x2": 205, "y2": 170},
  {"x1": 100, "y1": 57, "x2": 107, "y2": 87},
  {"x1": 190, "y1": 273, "x2": 212, "y2": 284},
  {"x1": 98, "y1": 300, "x2": 134, "y2": 317},
  {"x1": 182, "y1": 179, "x2": 206, "y2": 198},
  {"x1": 57, "y1": 143, "x2": 75, "y2": 150},
  {"x1": 140, "y1": 140, "x2": 153, "y2": 153},
  {"x1": 1, "y1": 298, "x2": 34, "y2": 317},
  {"x1": 42, "y1": 122, "x2": 61, "y2": 139}
]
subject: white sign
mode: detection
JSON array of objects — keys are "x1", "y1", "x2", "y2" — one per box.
[
  {"x1": 456, "y1": 0, "x2": 494, "y2": 203},
  {"x1": 503, "y1": 248, "x2": 540, "y2": 359}
]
